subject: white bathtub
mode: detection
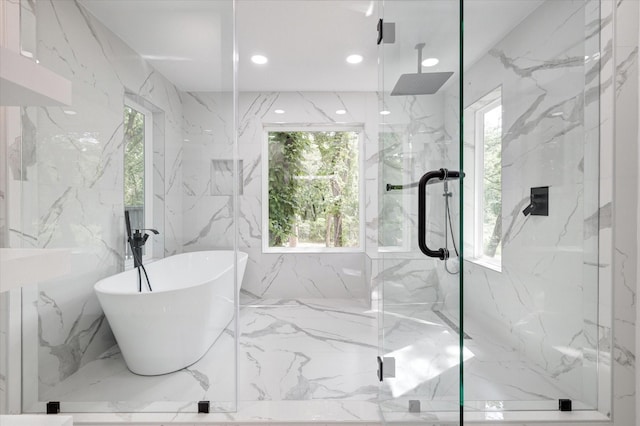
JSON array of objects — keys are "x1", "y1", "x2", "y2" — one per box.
[{"x1": 94, "y1": 250, "x2": 247, "y2": 375}]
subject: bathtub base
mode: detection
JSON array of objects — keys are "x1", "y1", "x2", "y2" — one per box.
[{"x1": 95, "y1": 251, "x2": 247, "y2": 376}]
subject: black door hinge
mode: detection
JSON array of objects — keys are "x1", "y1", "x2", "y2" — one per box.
[
  {"x1": 198, "y1": 400, "x2": 210, "y2": 413},
  {"x1": 46, "y1": 401, "x2": 60, "y2": 414}
]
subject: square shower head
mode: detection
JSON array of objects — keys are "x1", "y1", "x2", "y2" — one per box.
[{"x1": 391, "y1": 71, "x2": 454, "y2": 96}]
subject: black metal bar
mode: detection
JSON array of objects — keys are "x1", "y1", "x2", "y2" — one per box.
[
  {"x1": 386, "y1": 182, "x2": 418, "y2": 191},
  {"x1": 387, "y1": 170, "x2": 463, "y2": 191},
  {"x1": 417, "y1": 168, "x2": 463, "y2": 260}
]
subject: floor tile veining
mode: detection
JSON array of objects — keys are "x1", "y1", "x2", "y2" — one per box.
[
  {"x1": 239, "y1": 298, "x2": 379, "y2": 402},
  {"x1": 42, "y1": 298, "x2": 585, "y2": 421}
]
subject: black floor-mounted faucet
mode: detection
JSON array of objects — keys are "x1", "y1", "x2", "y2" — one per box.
[{"x1": 125, "y1": 211, "x2": 158, "y2": 292}]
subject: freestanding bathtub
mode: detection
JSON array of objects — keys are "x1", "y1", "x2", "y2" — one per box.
[{"x1": 94, "y1": 250, "x2": 247, "y2": 375}]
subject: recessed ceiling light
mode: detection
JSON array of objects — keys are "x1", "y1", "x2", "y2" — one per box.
[
  {"x1": 274, "y1": 109, "x2": 285, "y2": 114},
  {"x1": 251, "y1": 55, "x2": 268, "y2": 65},
  {"x1": 346, "y1": 54, "x2": 363, "y2": 64},
  {"x1": 379, "y1": 110, "x2": 391, "y2": 115},
  {"x1": 336, "y1": 109, "x2": 346, "y2": 115},
  {"x1": 63, "y1": 110, "x2": 77, "y2": 115},
  {"x1": 422, "y1": 57, "x2": 439, "y2": 67},
  {"x1": 184, "y1": 139, "x2": 190, "y2": 142}
]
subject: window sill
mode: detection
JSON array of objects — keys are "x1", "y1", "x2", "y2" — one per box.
[
  {"x1": 263, "y1": 247, "x2": 363, "y2": 254},
  {"x1": 466, "y1": 256, "x2": 502, "y2": 273}
]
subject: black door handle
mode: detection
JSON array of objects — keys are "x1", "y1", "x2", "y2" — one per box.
[{"x1": 418, "y1": 168, "x2": 461, "y2": 260}]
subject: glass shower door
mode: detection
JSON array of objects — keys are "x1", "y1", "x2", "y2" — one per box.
[
  {"x1": 377, "y1": 1, "x2": 463, "y2": 423},
  {"x1": 377, "y1": 0, "x2": 609, "y2": 422},
  {"x1": 461, "y1": 0, "x2": 607, "y2": 419},
  {"x1": 17, "y1": 0, "x2": 238, "y2": 415}
]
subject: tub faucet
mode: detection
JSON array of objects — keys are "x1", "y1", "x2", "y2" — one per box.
[
  {"x1": 129, "y1": 228, "x2": 158, "y2": 266},
  {"x1": 125, "y1": 211, "x2": 158, "y2": 292}
]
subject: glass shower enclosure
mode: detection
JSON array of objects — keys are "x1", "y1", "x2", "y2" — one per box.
[
  {"x1": 377, "y1": 0, "x2": 610, "y2": 423},
  {"x1": 376, "y1": 0, "x2": 463, "y2": 422},
  {"x1": 15, "y1": 0, "x2": 239, "y2": 414},
  {"x1": 2, "y1": 0, "x2": 612, "y2": 423}
]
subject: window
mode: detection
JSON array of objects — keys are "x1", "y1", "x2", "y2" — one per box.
[
  {"x1": 465, "y1": 88, "x2": 502, "y2": 270},
  {"x1": 378, "y1": 130, "x2": 411, "y2": 251},
  {"x1": 124, "y1": 99, "x2": 153, "y2": 260},
  {"x1": 263, "y1": 128, "x2": 363, "y2": 252}
]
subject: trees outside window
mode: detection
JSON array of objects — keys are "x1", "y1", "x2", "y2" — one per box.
[
  {"x1": 480, "y1": 102, "x2": 502, "y2": 260},
  {"x1": 466, "y1": 87, "x2": 502, "y2": 269},
  {"x1": 266, "y1": 130, "x2": 361, "y2": 250},
  {"x1": 124, "y1": 100, "x2": 153, "y2": 259}
]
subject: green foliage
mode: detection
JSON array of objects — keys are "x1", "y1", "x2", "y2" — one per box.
[
  {"x1": 124, "y1": 106, "x2": 145, "y2": 207},
  {"x1": 379, "y1": 132, "x2": 405, "y2": 247},
  {"x1": 268, "y1": 131, "x2": 359, "y2": 248},
  {"x1": 482, "y1": 105, "x2": 502, "y2": 257},
  {"x1": 268, "y1": 132, "x2": 310, "y2": 246}
]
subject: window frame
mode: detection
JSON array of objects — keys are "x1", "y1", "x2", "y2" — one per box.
[
  {"x1": 124, "y1": 97, "x2": 154, "y2": 266},
  {"x1": 465, "y1": 87, "x2": 502, "y2": 272},
  {"x1": 377, "y1": 127, "x2": 412, "y2": 253},
  {"x1": 262, "y1": 124, "x2": 365, "y2": 254}
]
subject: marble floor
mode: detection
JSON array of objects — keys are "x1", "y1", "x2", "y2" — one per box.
[{"x1": 38, "y1": 298, "x2": 592, "y2": 421}]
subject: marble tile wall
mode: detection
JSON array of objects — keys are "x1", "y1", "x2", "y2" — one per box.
[
  {"x1": 182, "y1": 91, "x2": 385, "y2": 301},
  {"x1": 471, "y1": 2, "x2": 638, "y2": 424},
  {"x1": 454, "y1": 0, "x2": 612, "y2": 412},
  {"x1": 15, "y1": 0, "x2": 184, "y2": 410},
  {"x1": 181, "y1": 92, "x2": 235, "y2": 250},
  {"x1": 610, "y1": 0, "x2": 638, "y2": 424},
  {"x1": 0, "y1": 292, "x2": 7, "y2": 414},
  {"x1": 180, "y1": 90, "x2": 451, "y2": 304},
  {"x1": 372, "y1": 90, "x2": 458, "y2": 309}
]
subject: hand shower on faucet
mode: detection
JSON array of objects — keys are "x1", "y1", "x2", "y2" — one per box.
[{"x1": 124, "y1": 211, "x2": 158, "y2": 292}]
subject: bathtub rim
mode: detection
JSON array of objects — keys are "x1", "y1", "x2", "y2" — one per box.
[{"x1": 94, "y1": 250, "x2": 248, "y2": 296}]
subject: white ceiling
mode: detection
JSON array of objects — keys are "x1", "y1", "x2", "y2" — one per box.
[
  {"x1": 81, "y1": 0, "x2": 544, "y2": 93},
  {"x1": 80, "y1": 0, "x2": 232, "y2": 92}
]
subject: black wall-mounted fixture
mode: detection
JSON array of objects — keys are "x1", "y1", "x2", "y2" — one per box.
[{"x1": 522, "y1": 186, "x2": 549, "y2": 217}]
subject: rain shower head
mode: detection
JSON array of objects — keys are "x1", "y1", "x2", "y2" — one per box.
[
  {"x1": 391, "y1": 43, "x2": 453, "y2": 96},
  {"x1": 391, "y1": 72, "x2": 453, "y2": 96}
]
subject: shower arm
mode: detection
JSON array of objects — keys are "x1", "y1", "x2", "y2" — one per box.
[
  {"x1": 417, "y1": 168, "x2": 463, "y2": 260},
  {"x1": 415, "y1": 42, "x2": 425, "y2": 74}
]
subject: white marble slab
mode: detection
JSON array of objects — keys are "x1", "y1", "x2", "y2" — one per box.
[
  {"x1": 17, "y1": 0, "x2": 186, "y2": 402},
  {"x1": 0, "y1": 248, "x2": 70, "y2": 292},
  {"x1": 0, "y1": 415, "x2": 73, "y2": 426}
]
